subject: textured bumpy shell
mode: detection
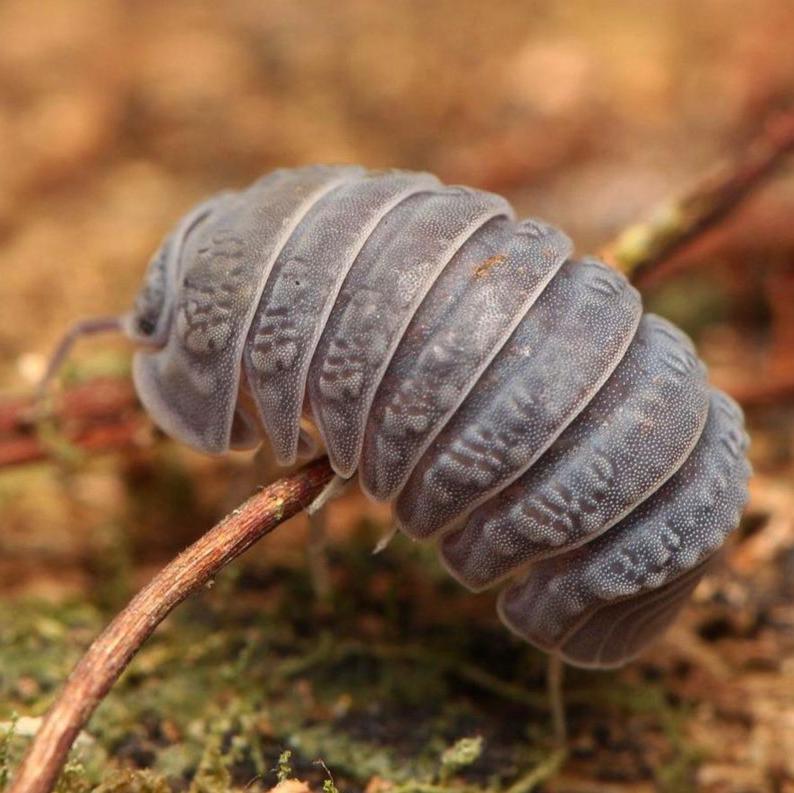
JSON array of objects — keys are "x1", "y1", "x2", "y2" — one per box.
[{"x1": 129, "y1": 165, "x2": 751, "y2": 668}]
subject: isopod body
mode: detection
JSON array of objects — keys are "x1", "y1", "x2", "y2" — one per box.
[{"x1": 124, "y1": 165, "x2": 751, "y2": 669}]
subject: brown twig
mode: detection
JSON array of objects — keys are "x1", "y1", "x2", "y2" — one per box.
[
  {"x1": 0, "y1": 377, "x2": 137, "y2": 433},
  {"x1": 0, "y1": 378, "x2": 141, "y2": 467},
  {"x1": 8, "y1": 456, "x2": 334, "y2": 793},
  {"x1": 7, "y1": 113, "x2": 794, "y2": 792},
  {"x1": 602, "y1": 111, "x2": 794, "y2": 286}
]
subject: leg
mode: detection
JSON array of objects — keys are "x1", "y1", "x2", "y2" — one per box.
[
  {"x1": 305, "y1": 474, "x2": 350, "y2": 600},
  {"x1": 306, "y1": 473, "x2": 350, "y2": 515},
  {"x1": 547, "y1": 654, "x2": 567, "y2": 746},
  {"x1": 372, "y1": 523, "x2": 398, "y2": 555},
  {"x1": 307, "y1": 506, "x2": 332, "y2": 600}
]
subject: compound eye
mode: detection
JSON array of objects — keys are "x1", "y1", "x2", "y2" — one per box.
[
  {"x1": 135, "y1": 314, "x2": 157, "y2": 337},
  {"x1": 130, "y1": 238, "x2": 172, "y2": 343}
]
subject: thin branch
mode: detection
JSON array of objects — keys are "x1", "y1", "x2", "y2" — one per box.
[
  {"x1": 602, "y1": 111, "x2": 794, "y2": 286},
  {"x1": 0, "y1": 378, "x2": 140, "y2": 467},
  {"x1": 8, "y1": 457, "x2": 334, "y2": 793},
  {"x1": 0, "y1": 378, "x2": 137, "y2": 433}
]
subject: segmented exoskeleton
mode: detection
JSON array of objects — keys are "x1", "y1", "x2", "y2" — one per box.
[{"x1": 121, "y1": 165, "x2": 751, "y2": 668}]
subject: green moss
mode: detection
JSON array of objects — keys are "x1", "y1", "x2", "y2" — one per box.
[
  {"x1": 53, "y1": 757, "x2": 92, "y2": 793},
  {"x1": 94, "y1": 769, "x2": 172, "y2": 793},
  {"x1": 0, "y1": 516, "x2": 707, "y2": 792},
  {"x1": 276, "y1": 750, "x2": 293, "y2": 783},
  {"x1": 0, "y1": 713, "x2": 17, "y2": 790},
  {"x1": 439, "y1": 737, "x2": 483, "y2": 783},
  {"x1": 188, "y1": 737, "x2": 232, "y2": 793}
]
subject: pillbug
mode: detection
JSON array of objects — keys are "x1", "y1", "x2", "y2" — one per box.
[{"x1": 48, "y1": 164, "x2": 751, "y2": 670}]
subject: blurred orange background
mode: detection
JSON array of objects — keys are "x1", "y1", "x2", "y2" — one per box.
[{"x1": 2, "y1": 3, "x2": 794, "y2": 790}]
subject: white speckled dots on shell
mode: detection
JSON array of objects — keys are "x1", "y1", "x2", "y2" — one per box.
[{"x1": 128, "y1": 165, "x2": 751, "y2": 668}]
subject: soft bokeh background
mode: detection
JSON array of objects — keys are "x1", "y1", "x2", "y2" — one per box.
[{"x1": 1, "y1": 2, "x2": 794, "y2": 791}]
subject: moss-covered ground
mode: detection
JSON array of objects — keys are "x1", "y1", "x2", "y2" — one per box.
[{"x1": 1, "y1": 484, "x2": 718, "y2": 792}]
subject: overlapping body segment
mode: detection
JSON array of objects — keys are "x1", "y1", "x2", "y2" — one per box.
[
  {"x1": 360, "y1": 217, "x2": 573, "y2": 500},
  {"x1": 497, "y1": 391, "x2": 750, "y2": 667},
  {"x1": 394, "y1": 257, "x2": 643, "y2": 539},
  {"x1": 126, "y1": 164, "x2": 751, "y2": 669},
  {"x1": 441, "y1": 314, "x2": 711, "y2": 591},
  {"x1": 242, "y1": 169, "x2": 441, "y2": 465},
  {"x1": 306, "y1": 185, "x2": 513, "y2": 477},
  {"x1": 132, "y1": 165, "x2": 362, "y2": 454}
]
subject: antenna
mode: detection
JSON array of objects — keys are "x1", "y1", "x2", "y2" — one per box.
[{"x1": 37, "y1": 315, "x2": 126, "y2": 399}]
